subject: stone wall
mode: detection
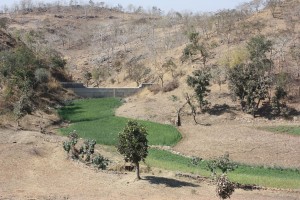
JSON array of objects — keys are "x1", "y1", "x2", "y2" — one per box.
[{"x1": 61, "y1": 82, "x2": 152, "y2": 98}]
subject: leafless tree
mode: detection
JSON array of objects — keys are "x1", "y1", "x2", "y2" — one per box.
[
  {"x1": 250, "y1": 0, "x2": 264, "y2": 12},
  {"x1": 265, "y1": 0, "x2": 282, "y2": 18}
]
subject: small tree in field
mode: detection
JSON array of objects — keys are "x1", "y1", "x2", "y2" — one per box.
[
  {"x1": 117, "y1": 121, "x2": 148, "y2": 180},
  {"x1": 187, "y1": 67, "x2": 211, "y2": 112},
  {"x1": 207, "y1": 154, "x2": 237, "y2": 199}
]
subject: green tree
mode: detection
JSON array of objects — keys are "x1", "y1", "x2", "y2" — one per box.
[
  {"x1": 246, "y1": 35, "x2": 272, "y2": 70},
  {"x1": 117, "y1": 121, "x2": 148, "y2": 180},
  {"x1": 187, "y1": 68, "x2": 211, "y2": 112},
  {"x1": 227, "y1": 36, "x2": 273, "y2": 116},
  {"x1": 228, "y1": 63, "x2": 271, "y2": 115},
  {"x1": 271, "y1": 86, "x2": 287, "y2": 115}
]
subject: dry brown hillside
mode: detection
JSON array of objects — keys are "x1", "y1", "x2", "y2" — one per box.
[{"x1": 1, "y1": 0, "x2": 299, "y2": 97}]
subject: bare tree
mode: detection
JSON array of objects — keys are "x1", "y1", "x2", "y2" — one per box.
[
  {"x1": 127, "y1": 63, "x2": 151, "y2": 86},
  {"x1": 250, "y1": 0, "x2": 264, "y2": 12},
  {"x1": 265, "y1": 0, "x2": 282, "y2": 18}
]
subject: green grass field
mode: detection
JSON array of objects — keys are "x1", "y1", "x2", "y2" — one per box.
[
  {"x1": 58, "y1": 98, "x2": 181, "y2": 146},
  {"x1": 260, "y1": 126, "x2": 300, "y2": 136},
  {"x1": 146, "y1": 149, "x2": 300, "y2": 189},
  {"x1": 58, "y1": 98, "x2": 300, "y2": 189}
]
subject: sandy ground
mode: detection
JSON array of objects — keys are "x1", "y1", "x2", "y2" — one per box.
[{"x1": 1, "y1": 129, "x2": 299, "y2": 200}]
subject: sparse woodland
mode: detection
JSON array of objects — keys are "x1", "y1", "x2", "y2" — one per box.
[{"x1": 0, "y1": 0, "x2": 299, "y2": 119}]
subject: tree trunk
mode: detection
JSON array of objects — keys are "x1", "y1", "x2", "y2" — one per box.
[
  {"x1": 176, "y1": 110, "x2": 181, "y2": 126},
  {"x1": 135, "y1": 162, "x2": 141, "y2": 180},
  {"x1": 256, "y1": 99, "x2": 261, "y2": 110}
]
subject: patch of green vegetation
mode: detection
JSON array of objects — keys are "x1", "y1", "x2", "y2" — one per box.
[
  {"x1": 260, "y1": 126, "x2": 300, "y2": 136},
  {"x1": 58, "y1": 98, "x2": 181, "y2": 146},
  {"x1": 146, "y1": 149, "x2": 210, "y2": 176},
  {"x1": 146, "y1": 149, "x2": 300, "y2": 189}
]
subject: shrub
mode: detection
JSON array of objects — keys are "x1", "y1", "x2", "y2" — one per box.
[
  {"x1": 35, "y1": 68, "x2": 50, "y2": 83},
  {"x1": 206, "y1": 154, "x2": 237, "y2": 199},
  {"x1": 148, "y1": 84, "x2": 161, "y2": 94},
  {"x1": 51, "y1": 56, "x2": 67, "y2": 69},
  {"x1": 207, "y1": 153, "x2": 238, "y2": 175},
  {"x1": 92, "y1": 154, "x2": 109, "y2": 170},
  {"x1": 110, "y1": 78, "x2": 116, "y2": 84},
  {"x1": 47, "y1": 80, "x2": 61, "y2": 91},
  {"x1": 190, "y1": 157, "x2": 202, "y2": 166},
  {"x1": 13, "y1": 95, "x2": 33, "y2": 118},
  {"x1": 162, "y1": 80, "x2": 179, "y2": 92},
  {"x1": 81, "y1": 139, "x2": 96, "y2": 162},
  {"x1": 63, "y1": 131, "x2": 109, "y2": 169},
  {"x1": 216, "y1": 174, "x2": 235, "y2": 199}
]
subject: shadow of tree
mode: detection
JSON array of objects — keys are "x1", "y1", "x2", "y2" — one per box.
[
  {"x1": 58, "y1": 104, "x2": 106, "y2": 123},
  {"x1": 144, "y1": 176, "x2": 198, "y2": 188},
  {"x1": 58, "y1": 105, "x2": 83, "y2": 118},
  {"x1": 257, "y1": 104, "x2": 300, "y2": 120},
  {"x1": 207, "y1": 104, "x2": 237, "y2": 116}
]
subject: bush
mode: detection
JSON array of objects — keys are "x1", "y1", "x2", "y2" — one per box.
[
  {"x1": 47, "y1": 80, "x2": 61, "y2": 91},
  {"x1": 216, "y1": 174, "x2": 235, "y2": 199},
  {"x1": 13, "y1": 95, "x2": 33, "y2": 118},
  {"x1": 206, "y1": 154, "x2": 237, "y2": 199},
  {"x1": 51, "y1": 56, "x2": 67, "y2": 69},
  {"x1": 35, "y1": 68, "x2": 50, "y2": 83},
  {"x1": 162, "y1": 80, "x2": 179, "y2": 92},
  {"x1": 81, "y1": 139, "x2": 96, "y2": 162},
  {"x1": 207, "y1": 153, "x2": 238, "y2": 175},
  {"x1": 148, "y1": 84, "x2": 161, "y2": 94},
  {"x1": 92, "y1": 155, "x2": 109, "y2": 170},
  {"x1": 63, "y1": 131, "x2": 109, "y2": 169}
]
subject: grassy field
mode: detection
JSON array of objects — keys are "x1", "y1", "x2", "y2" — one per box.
[
  {"x1": 58, "y1": 98, "x2": 300, "y2": 189},
  {"x1": 146, "y1": 149, "x2": 300, "y2": 189},
  {"x1": 58, "y1": 98, "x2": 181, "y2": 146},
  {"x1": 260, "y1": 126, "x2": 300, "y2": 136}
]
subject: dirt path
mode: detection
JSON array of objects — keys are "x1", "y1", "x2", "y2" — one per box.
[{"x1": 1, "y1": 129, "x2": 299, "y2": 200}]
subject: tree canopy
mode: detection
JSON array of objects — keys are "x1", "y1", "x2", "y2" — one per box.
[{"x1": 117, "y1": 120, "x2": 148, "y2": 180}]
